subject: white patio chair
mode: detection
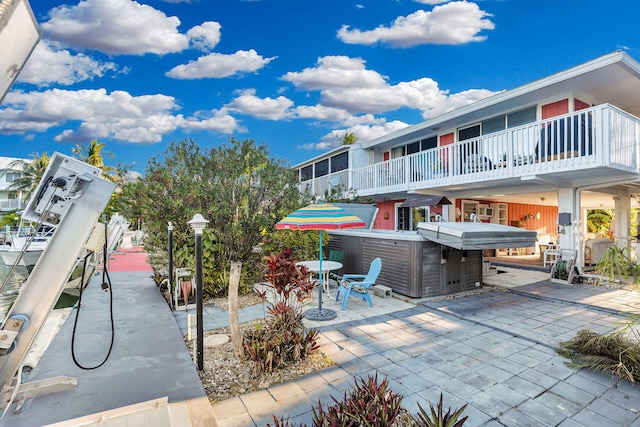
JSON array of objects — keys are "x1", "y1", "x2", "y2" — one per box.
[{"x1": 543, "y1": 244, "x2": 560, "y2": 267}]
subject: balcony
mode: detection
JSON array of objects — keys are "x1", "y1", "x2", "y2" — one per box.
[
  {"x1": 0, "y1": 199, "x2": 25, "y2": 211},
  {"x1": 299, "y1": 104, "x2": 640, "y2": 198}
]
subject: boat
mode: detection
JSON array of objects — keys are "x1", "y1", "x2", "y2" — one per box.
[{"x1": 0, "y1": 218, "x2": 53, "y2": 268}]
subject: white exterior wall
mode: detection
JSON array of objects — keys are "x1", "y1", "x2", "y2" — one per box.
[{"x1": 557, "y1": 187, "x2": 578, "y2": 251}]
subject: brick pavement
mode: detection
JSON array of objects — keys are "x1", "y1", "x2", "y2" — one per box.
[{"x1": 209, "y1": 275, "x2": 640, "y2": 427}]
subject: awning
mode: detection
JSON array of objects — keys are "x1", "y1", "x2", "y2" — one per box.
[
  {"x1": 399, "y1": 195, "x2": 452, "y2": 208},
  {"x1": 417, "y1": 221, "x2": 537, "y2": 250}
]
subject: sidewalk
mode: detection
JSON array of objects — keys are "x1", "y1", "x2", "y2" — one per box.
[
  {"x1": 208, "y1": 273, "x2": 640, "y2": 427},
  {"x1": 2, "y1": 247, "x2": 215, "y2": 426}
]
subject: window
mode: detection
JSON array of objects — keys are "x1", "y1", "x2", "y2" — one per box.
[
  {"x1": 315, "y1": 159, "x2": 329, "y2": 177},
  {"x1": 458, "y1": 124, "x2": 481, "y2": 141},
  {"x1": 507, "y1": 106, "x2": 536, "y2": 128},
  {"x1": 421, "y1": 136, "x2": 437, "y2": 151},
  {"x1": 397, "y1": 205, "x2": 429, "y2": 230},
  {"x1": 406, "y1": 141, "x2": 420, "y2": 155},
  {"x1": 482, "y1": 116, "x2": 506, "y2": 135},
  {"x1": 330, "y1": 152, "x2": 348, "y2": 173},
  {"x1": 5, "y1": 172, "x2": 17, "y2": 182},
  {"x1": 391, "y1": 146, "x2": 405, "y2": 158},
  {"x1": 300, "y1": 165, "x2": 313, "y2": 182}
]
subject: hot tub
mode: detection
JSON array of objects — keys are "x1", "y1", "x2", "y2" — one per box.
[{"x1": 327, "y1": 229, "x2": 483, "y2": 298}]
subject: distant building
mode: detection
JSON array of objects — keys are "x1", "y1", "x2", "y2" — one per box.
[{"x1": 0, "y1": 156, "x2": 28, "y2": 212}]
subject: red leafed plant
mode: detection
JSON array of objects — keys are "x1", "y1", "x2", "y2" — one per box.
[
  {"x1": 261, "y1": 251, "x2": 316, "y2": 306},
  {"x1": 244, "y1": 251, "x2": 319, "y2": 376}
]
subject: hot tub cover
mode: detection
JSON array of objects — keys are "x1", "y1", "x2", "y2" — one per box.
[{"x1": 416, "y1": 221, "x2": 537, "y2": 250}]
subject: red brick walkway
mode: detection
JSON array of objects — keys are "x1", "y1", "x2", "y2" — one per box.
[{"x1": 98, "y1": 247, "x2": 154, "y2": 272}]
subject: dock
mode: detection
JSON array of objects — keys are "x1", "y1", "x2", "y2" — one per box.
[{"x1": 2, "y1": 247, "x2": 215, "y2": 426}]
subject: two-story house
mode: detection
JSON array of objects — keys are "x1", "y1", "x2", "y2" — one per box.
[
  {"x1": 295, "y1": 51, "x2": 640, "y2": 267},
  {"x1": 0, "y1": 156, "x2": 27, "y2": 213}
]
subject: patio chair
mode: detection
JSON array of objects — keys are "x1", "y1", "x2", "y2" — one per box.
[
  {"x1": 335, "y1": 257, "x2": 382, "y2": 310},
  {"x1": 543, "y1": 244, "x2": 560, "y2": 267},
  {"x1": 327, "y1": 249, "x2": 346, "y2": 281}
]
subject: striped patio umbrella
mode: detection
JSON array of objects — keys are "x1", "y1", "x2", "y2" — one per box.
[{"x1": 276, "y1": 203, "x2": 365, "y2": 320}]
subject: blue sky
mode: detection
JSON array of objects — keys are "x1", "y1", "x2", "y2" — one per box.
[{"x1": 2, "y1": 0, "x2": 640, "y2": 173}]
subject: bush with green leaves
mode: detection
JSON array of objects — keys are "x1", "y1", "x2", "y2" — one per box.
[
  {"x1": 114, "y1": 138, "x2": 307, "y2": 297},
  {"x1": 595, "y1": 245, "x2": 640, "y2": 285},
  {"x1": 261, "y1": 230, "x2": 326, "y2": 265},
  {"x1": 244, "y1": 251, "x2": 318, "y2": 376}
]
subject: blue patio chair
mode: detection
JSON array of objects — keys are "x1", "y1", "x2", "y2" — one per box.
[{"x1": 335, "y1": 257, "x2": 382, "y2": 310}]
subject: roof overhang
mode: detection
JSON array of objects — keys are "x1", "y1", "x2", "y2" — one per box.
[
  {"x1": 399, "y1": 195, "x2": 451, "y2": 207},
  {"x1": 364, "y1": 51, "x2": 640, "y2": 150},
  {"x1": 417, "y1": 221, "x2": 538, "y2": 250}
]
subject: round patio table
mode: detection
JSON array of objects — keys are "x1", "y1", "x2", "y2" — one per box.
[{"x1": 297, "y1": 260, "x2": 342, "y2": 297}]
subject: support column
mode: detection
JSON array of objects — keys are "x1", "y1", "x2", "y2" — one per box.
[
  {"x1": 613, "y1": 195, "x2": 631, "y2": 248},
  {"x1": 557, "y1": 187, "x2": 578, "y2": 251}
]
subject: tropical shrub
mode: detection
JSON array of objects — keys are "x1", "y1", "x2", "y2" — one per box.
[
  {"x1": 244, "y1": 251, "x2": 318, "y2": 376},
  {"x1": 116, "y1": 138, "x2": 306, "y2": 297},
  {"x1": 261, "y1": 230, "x2": 326, "y2": 265},
  {"x1": 407, "y1": 393, "x2": 468, "y2": 427},
  {"x1": 558, "y1": 328, "x2": 640, "y2": 383},
  {"x1": 595, "y1": 245, "x2": 640, "y2": 285},
  {"x1": 267, "y1": 374, "x2": 403, "y2": 427},
  {"x1": 313, "y1": 374, "x2": 403, "y2": 427}
]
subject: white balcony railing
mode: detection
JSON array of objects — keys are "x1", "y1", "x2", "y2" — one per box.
[
  {"x1": 0, "y1": 199, "x2": 24, "y2": 211},
  {"x1": 297, "y1": 104, "x2": 640, "y2": 197},
  {"x1": 298, "y1": 169, "x2": 349, "y2": 198},
  {"x1": 345, "y1": 104, "x2": 640, "y2": 196}
]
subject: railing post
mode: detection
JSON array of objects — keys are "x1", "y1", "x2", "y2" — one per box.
[
  {"x1": 405, "y1": 156, "x2": 410, "y2": 189},
  {"x1": 599, "y1": 106, "x2": 610, "y2": 167}
]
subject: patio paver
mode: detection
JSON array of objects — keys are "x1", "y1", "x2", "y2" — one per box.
[{"x1": 204, "y1": 270, "x2": 640, "y2": 426}]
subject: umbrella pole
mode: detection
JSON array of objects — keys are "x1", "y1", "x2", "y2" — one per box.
[
  {"x1": 317, "y1": 232, "x2": 323, "y2": 311},
  {"x1": 304, "y1": 230, "x2": 336, "y2": 321}
]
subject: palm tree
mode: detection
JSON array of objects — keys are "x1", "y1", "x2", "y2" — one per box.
[
  {"x1": 339, "y1": 132, "x2": 359, "y2": 145},
  {"x1": 72, "y1": 140, "x2": 117, "y2": 182},
  {"x1": 9, "y1": 152, "x2": 50, "y2": 199}
]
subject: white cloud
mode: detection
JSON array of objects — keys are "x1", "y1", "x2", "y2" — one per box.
[
  {"x1": 166, "y1": 49, "x2": 277, "y2": 79},
  {"x1": 281, "y1": 56, "x2": 387, "y2": 90},
  {"x1": 337, "y1": 1, "x2": 494, "y2": 47},
  {"x1": 282, "y1": 56, "x2": 499, "y2": 117},
  {"x1": 293, "y1": 105, "x2": 355, "y2": 122},
  {"x1": 226, "y1": 89, "x2": 293, "y2": 120},
  {"x1": 187, "y1": 22, "x2": 222, "y2": 51},
  {"x1": 17, "y1": 41, "x2": 119, "y2": 87},
  {"x1": 41, "y1": 0, "x2": 189, "y2": 55},
  {"x1": 183, "y1": 108, "x2": 242, "y2": 133},
  {"x1": 0, "y1": 88, "x2": 241, "y2": 143},
  {"x1": 421, "y1": 88, "x2": 498, "y2": 118},
  {"x1": 302, "y1": 120, "x2": 410, "y2": 151}
]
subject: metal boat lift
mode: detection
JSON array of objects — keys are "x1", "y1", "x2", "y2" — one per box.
[{"x1": 0, "y1": 153, "x2": 116, "y2": 417}]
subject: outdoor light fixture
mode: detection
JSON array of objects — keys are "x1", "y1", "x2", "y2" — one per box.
[
  {"x1": 0, "y1": 0, "x2": 40, "y2": 104},
  {"x1": 188, "y1": 213, "x2": 208, "y2": 234},
  {"x1": 188, "y1": 213, "x2": 208, "y2": 370}
]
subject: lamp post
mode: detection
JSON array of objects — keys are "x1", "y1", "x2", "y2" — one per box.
[
  {"x1": 167, "y1": 221, "x2": 173, "y2": 308},
  {"x1": 188, "y1": 213, "x2": 208, "y2": 371}
]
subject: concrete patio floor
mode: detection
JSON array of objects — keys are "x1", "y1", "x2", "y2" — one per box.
[{"x1": 208, "y1": 267, "x2": 640, "y2": 427}]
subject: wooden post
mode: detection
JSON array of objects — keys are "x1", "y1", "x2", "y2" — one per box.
[{"x1": 228, "y1": 262, "x2": 244, "y2": 358}]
